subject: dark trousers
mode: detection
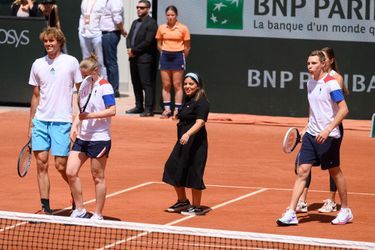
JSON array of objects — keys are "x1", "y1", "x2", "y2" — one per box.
[
  {"x1": 129, "y1": 59, "x2": 155, "y2": 111},
  {"x1": 102, "y1": 31, "x2": 121, "y2": 95}
]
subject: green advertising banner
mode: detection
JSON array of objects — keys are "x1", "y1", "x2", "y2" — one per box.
[{"x1": 0, "y1": 16, "x2": 46, "y2": 105}]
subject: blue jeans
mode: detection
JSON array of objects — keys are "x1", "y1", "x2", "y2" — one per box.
[{"x1": 102, "y1": 31, "x2": 121, "y2": 95}]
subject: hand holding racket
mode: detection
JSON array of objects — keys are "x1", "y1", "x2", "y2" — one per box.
[
  {"x1": 282, "y1": 127, "x2": 301, "y2": 154},
  {"x1": 17, "y1": 138, "x2": 32, "y2": 177},
  {"x1": 78, "y1": 75, "x2": 94, "y2": 113}
]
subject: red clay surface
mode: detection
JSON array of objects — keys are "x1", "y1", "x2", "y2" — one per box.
[{"x1": 0, "y1": 110, "x2": 374, "y2": 243}]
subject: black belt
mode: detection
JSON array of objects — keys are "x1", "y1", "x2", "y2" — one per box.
[{"x1": 102, "y1": 30, "x2": 120, "y2": 34}]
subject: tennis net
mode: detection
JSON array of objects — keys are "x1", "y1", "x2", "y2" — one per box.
[{"x1": 0, "y1": 210, "x2": 374, "y2": 249}]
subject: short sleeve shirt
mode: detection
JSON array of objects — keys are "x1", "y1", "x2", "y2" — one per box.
[
  {"x1": 79, "y1": 78, "x2": 116, "y2": 141},
  {"x1": 306, "y1": 74, "x2": 344, "y2": 138},
  {"x1": 155, "y1": 21, "x2": 190, "y2": 52},
  {"x1": 29, "y1": 54, "x2": 82, "y2": 122}
]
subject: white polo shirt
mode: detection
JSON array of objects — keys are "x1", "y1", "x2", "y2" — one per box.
[
  {"x1": 99, "y1": 0, "x2": 124, "y2": 32},
  {"x1": 29, "y1": 54, "x2": 82, "y2": 122},
  {"x1": 306, "y1": 73, "x2": 345, "y2": 138},
  {"x1": 79, "y1": 78, "x2": 116, "y2": 141}
]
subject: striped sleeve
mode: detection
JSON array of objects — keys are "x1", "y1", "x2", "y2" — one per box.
[{"x1": 100, "y1": 82, "x2": 115, "y2": 107}]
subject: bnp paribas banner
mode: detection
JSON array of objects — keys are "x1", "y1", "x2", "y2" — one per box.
[{"x1": 157, "y1": 0, "x2": 375, "y2": 119}]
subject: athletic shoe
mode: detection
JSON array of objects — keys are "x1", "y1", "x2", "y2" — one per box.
[
  {"x1": 276, "y1": 209, "x2": 298, "y2": 226},
  {"x1": 331, "y1": 208, "x2": 353, "y2": 225},
  {"x1": 70, "y1": 208, "x2": 88, "y2": 219},
  {"x1": 296, "y1": 200, "x2": 308, "y2": 213},
  {"x1": 166, "y1": 200, "x2": 191, "y2": 213},
  {"x1": 90, "y1": 213, "x2": 103, "y2": 220},
  {"x1": 181, "y1": 206, "x2": 205, "y2": 216},
  {"x1": 318, "y1": 199, "x2": 337, "y2": 213}
]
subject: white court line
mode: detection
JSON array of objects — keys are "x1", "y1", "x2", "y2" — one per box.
[
  {"x1": 151, "y1": 181, "x2": 375, "y2": 197},
  {"x1": 99, "y1": 188, "x2": 268, "y2": 249},
  {"x1": 0, "y1": 182, "x2": 154, "y2": 233}
]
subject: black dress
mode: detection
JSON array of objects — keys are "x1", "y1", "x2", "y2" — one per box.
[{"x1": 163, "y1": 95, "x2": 209, "y2": 190}]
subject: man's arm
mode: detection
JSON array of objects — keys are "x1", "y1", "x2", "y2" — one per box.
[{"x1": 28, "y1": 86, "x2": 40, "y2": 138}]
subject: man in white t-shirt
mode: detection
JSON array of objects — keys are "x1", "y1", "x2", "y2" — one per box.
[
  {"x1": 28, "y1": 27, "x2": 82, "y2": 214},
  {"x1": 277, "y1": 50, "x2": 352, "y2": 226}
]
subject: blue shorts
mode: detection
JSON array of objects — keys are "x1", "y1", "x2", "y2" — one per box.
[
  {"x1": 159, "y1": 51, "x2": 185, "y2": 71},
  {"x1": 72, "y1": 138, "x2": 111, "y2": 158},
  {"x1": 32, "y1": 119, "x2": 71, "y2": 156},
  {"x1": 297, "y1": 133, "x2": 341, "y2": 170}
]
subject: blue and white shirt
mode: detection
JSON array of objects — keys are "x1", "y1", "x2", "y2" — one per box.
[
  {"x1": 306, "y1": 73, "x2": 344, "y2": 139},
  {"x1": 79, "y1": 78, "x2": 115, "y2": 141}
]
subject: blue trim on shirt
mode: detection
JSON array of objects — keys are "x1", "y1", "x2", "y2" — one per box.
[
  {"x1": 103, "y1": 94, "x2": 115, "y2": 107},
  {"x1": 330, "y1": 89, "x2": 344, "y2": 102}
]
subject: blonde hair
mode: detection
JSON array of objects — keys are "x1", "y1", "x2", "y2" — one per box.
[
  {"x1": 39, "y1": 27, "x2": 65, "y2": 48},
  {"x1": 80, "y1": 53, "x2": 99, "y2": 73}
]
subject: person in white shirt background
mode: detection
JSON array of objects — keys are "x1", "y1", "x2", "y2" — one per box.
[
  {"x1": 78, "y1": 0, "x2": 107, "y2": 79},
  {"x1": 100, "y1": 0, "x2": 127, "y2": 98}
]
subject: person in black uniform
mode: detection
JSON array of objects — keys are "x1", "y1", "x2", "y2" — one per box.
[
  {"x1": 163, "y1": 72, "x2": 209, "y2": 216},
  {"x1": 126, "y1": 0, "x2": 158, "y2": 116}
]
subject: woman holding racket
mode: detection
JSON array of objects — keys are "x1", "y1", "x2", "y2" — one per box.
[
  {"x1": 277, "y1": 50, "x2": 352, "y2": 226},
  {"x1": 156, "y1": 5, "x2": 191, "y2": 119},
  {"x1": 66, "y1": 54, "x2": 116, "y2": 220},
  {"x1": 296, "y1": 47, "x2": 349, "y2": 214},
  {"x1": 163, "y1": 72, "x2": 209, "y2": 216}
]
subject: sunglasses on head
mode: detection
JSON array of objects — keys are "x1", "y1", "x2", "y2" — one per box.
[{"x1": 136, "y1": 6, "x2": 147, "y2": 10}]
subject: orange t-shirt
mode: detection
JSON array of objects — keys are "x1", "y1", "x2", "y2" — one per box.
[{"x1": 155, "y1": 21, "x2": 190, "y2": 52}]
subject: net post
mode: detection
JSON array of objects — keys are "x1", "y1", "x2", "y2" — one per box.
[{"x1": 370, "y1": 113, "x2": 375, "y2": 138}]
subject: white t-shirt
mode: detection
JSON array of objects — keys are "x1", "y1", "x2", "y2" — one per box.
[
  {"x1": 100, "y1": 0, "x2": 124, "y2": 32},
  {"x1": 79, "y1": 78, "x2": 115, "y2": 141},
  {"x1": 29, "y1": 54, "x2": 82, "y2": 122},
  {"x1": 79, "y1": 0, "x2": 106, "y2": 38},
  {"x1": 306, "y1": 73, "x2": 345, "y2": 138}
]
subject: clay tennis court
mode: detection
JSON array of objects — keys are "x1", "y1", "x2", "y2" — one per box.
[{"x1": 0, "y1": 105, "x2": 374, "y2": 245}]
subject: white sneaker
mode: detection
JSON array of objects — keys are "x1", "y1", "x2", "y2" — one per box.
[
  {"x1": 331, "y1": 208, "x2": 353, "y2": 225},
  {"x1": 318, "y1": 199, "x2": 337, "y2": 213},
  {"x1": 296, "y1": 200, "x2": 308, "y2": 213},
  {"x1": 70, "y1": 208, "x2": 87, "y2": 218},
  {"x1": 90, "y1": 213, "x2": 103, "y2": 220},
  {"x1": 276, "y1": 209, "x2": 298, "y2": 226}
]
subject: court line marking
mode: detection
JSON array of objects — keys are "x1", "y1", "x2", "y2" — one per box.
[
  {"x1": 0, "y1": 182, "x2": 154, "y2": 233},
  {"x1": 151, "y1": 181, "x2": 375, "y2": 196},
  {"x1": 99, "y1": 188, "x2": 268, "y2": 249}
]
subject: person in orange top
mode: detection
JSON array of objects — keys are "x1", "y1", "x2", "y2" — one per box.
[{"x1": 156, "y1": 5, "x2": 190, "y2": 119}]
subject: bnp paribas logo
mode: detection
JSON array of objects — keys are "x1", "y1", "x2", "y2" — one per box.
[{"x1": 207, "y1": 0, "x2": 243, "y2": 30}]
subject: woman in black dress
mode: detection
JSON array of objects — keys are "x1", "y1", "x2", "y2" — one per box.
[{"x1": 163, "y1": 72, "x2": 209, "y2": 216}]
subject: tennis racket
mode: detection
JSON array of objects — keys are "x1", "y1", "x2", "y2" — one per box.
[
  {"x1": 17, "y1": 138, "x2": 32, "y2": 177},
  {"x1": 282, "y1": 127, "x2": 301, "y2": 154},
  {"x1": 78, "y1": 75, "x2": 94, "y2": 113}
]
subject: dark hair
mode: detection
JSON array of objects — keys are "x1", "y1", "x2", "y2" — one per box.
[
  {"x1": 41, "y1": 0, "x2": 55, "y2": 4},
  {"x1": 321, "y1": 47, "x2": 339, "y2": 73},
  {"x1": 165, "y1": 5, "x2": 178, "y2": 15},
  {"x1": 184, "y1": 72, "x2": 207, "y2": 102},
  {"x1": 138, "y1": 0, "x2": 151, "y2": 8}
]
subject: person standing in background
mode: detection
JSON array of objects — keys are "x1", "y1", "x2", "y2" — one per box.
[
  {"x1": 38, "y1": 0, "x2": 60, "y2": 30},
  {"x1": 11, "y1": 0, "x2": 39, "y2": 17},
  {"x1": 156, "y1": 5, "x2": 190, "y2": 119},
  {"x1": 100, "y1": 0, "x2": 127, "y2": 98},
  {"x1": 78, "y1": 0, "x2": 107, "y2": 79},
  {"x1": 126, "y1": 0, "x2": 158, "y2": 116}
]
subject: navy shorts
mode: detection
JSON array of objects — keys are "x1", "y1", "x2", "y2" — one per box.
[
  {"x1": 297, "y1": 133, "x2": 341, "y2": 170},
  {"x1": 72, "y1": 139, "x2": 111, "y2": 158},
  {"x1": 159, "y1": 51, "x2": 185, "y2": 70}
]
